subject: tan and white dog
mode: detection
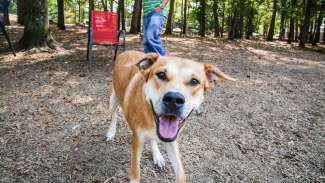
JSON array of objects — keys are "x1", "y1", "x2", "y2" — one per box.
[{"x1": 106, "y1": 51, "x2": 235, "y2": 183}]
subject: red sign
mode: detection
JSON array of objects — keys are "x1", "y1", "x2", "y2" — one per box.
[{"x1": 91, "y1": 11, "x2": 118, "y2": 44}]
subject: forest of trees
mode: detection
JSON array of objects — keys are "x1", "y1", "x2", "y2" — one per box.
[{"x1": 7, "y1": 0, "x2": 325, "y2": 50}]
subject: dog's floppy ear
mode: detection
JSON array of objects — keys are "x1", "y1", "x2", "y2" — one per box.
[
  {"x1": 204, "y1": 64, "x2": 236, "y2": 90},
  {"x1": 136, "y1": 52, "x2": 160, "y2": 81},
  {"x1": 136, "y1": 52, "x2": 160, "y2": 71}
]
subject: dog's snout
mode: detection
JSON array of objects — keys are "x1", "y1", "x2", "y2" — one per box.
[{"x1": 163, "y1": 92, "x2": 185, "y2": 110}]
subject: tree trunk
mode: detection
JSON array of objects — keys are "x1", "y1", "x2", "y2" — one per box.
[
  {"x1": 288, "y1": 18, "x2": 294, "y2": 43},
  {"x1": 78, "y1": 0, "x2": 81, "y2": 23},
  {"x1": 89, "y1": 0, "x2": 94, "y2": 16},
  {"x1": 57, "y1": 0, "x2": 65, "y2": 30},
  {"x1": 288, "y1": 0, "x2": 298, "y2": 43},
  {"x1": 121, "y1": 0, "x2": 126, "y2": 30},
  {"x1": 229, "y1": 9, "x2": 238, "y2": 40},
  {"x1": 246, "y1": 2, "x2": 254, "y2": 39},
  {"x1": 313, "y1": 1, "x2": 325, "y2": 45},
  {"x1": 236, "y1": 13, "x2": 244, "y2": 38},
  {"x1": 236, "y1": 0, "x2": 245, "y2": 39},
  {"x1": 267, "y1": 0, "x2": 278, "y2": 41},
  {"x1": 136, "y1": 5, "x2": 142, "y2": 33},
  {"x1": 17, "y1": 0, "x2": 26, "y2": 25},
  {"x1": 198, "y1": 0, "x2": 206, "y2": 37},
  {"x1": 182, "y1": 0, "x2": 187, "y2": 34},
  {"x1": 88, "y1": 0, "x2": 94, "y2": 28},
  {"x1": 299, "y1": 0, "x2": 313, "y2": 48},
  {"x1": 323, "y1": 19, "x2": 325, "y2": 43},
  {"x1": 129, "y1": 0, "x2": 142, "y2": 34},
  {"x1": 263, "y1": 22, "x2": 268, "y2": 37},
  {"x1": 82, "y1": 5, "x2": 85, "y2": 22},
  {"x1": 279, "y1": 0, "x2": 287, "y2": 40},
  {"x1": 118, "y1": 0, "x2": 126, "y2": 30},
  {"x1": 165, "y1": 0, "x2": 176, "y2": 34},
  {"x1": 294, "y1": 19, "x2": 298, "y2": 41},
  {"x1": 221, "y1": 3, "x2": 225, "y2": 38},
  {"x1": 308, "y1": 20, "x2": 314, "y2": 43},
  {"x1": 213, "y1": 0, "x2": 219, "y2": 37},
  {"x1": 17, "y1": 0, "x2": 56, "y2": 50}
]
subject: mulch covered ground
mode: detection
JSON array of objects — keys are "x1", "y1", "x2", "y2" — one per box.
[{"x1": 0, "y1": 25, "x2": 324, "y2": 182}]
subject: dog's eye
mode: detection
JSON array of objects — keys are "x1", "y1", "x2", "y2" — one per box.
[
  {"x1": 156, "y1": 72, "x2": 167, "y2": 81},
  {"x1": 190, "y1": 78, "x2": 200, "y2": 86}
]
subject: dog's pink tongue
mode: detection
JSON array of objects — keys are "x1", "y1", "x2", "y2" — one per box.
[{"x1": 159, "y1": 116, "x2": 180, "y2": 139}]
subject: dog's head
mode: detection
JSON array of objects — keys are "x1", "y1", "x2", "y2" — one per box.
[{"x1": 136, "y1": 53, "x2": 235, "y2": 142}]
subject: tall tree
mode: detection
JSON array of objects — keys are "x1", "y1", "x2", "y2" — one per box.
[
  {"x1": 89, "y1": 0, "x2": 94, "y2": 14},
  {"x1": 308, "y1": 19, "x2": 315, "y2": 43},
  {"x1": 229, "y1": 8, "x2": 239, "y2": 39},
  {"x1": 235, "y1": 0, "x2": 245, "y2": 39},
  {"x1": 299, "y1": 0, "x2": 313, "y2": 48},
  {"x1": 246, "y1": 1, "x2": 255, "y2": 39},
  {"x1": 182, "y1": 0, "x2": 187, "y2": 34},
  {"x1": 267, "y1": 0, "x2": 278, "y2": 41},
  {"x1": 78, "y1": 0, "x2": 81, "y2": 23},
  {"x1": 294, "y1": 19, "x2": 298, "y2": 41},
  {"x1": 279, "y1": 0, "x2": 287, "y2": 40},
  {"x1": 17, "y1": 0, "x2": 25, "y2": 25},
  {"x1": 118, "y1": 0, "x2": 126, "y2": 30},
  {"x1": 323, "y1": 19, "x2": 325, "y2": 43},
  {"x1": 165, "y1": 0, "x2": 176, "y2": 34},
  {"x1": 262, "y1": 22, "x2": 268, "y2": 37},
  {"x1": 129, "y1": 0, "x2": 142, "y2": 34},
  {"x1": 198, "y1": 0, "x2": 206, "y2": 37},
  {"x1": 57, "y1": 0, "x2": 65, "y2": 30},
  {"x1": 213, "y1": 0, "x2": 220, "y2": 37},
  {"x1": 312, "y1": 0, "x2": 324, "y2": 45},
  {"x1": 220, "y1": 1, "x2": 225, "y2": 37},
  {"x1": 17, "y1": 0, "x2": 56, "y2": 50},
  {"x1": 287, "y1": 0, "x2": 297, "y2": 43}
]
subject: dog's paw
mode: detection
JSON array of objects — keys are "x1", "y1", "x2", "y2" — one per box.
[
  {"x1": 105, "y1": 130, "x2": 116, "y2": 141},
  {"x1": 153, "y1": 151, "x2": 165, "y2": 170},
  {"x1": 194, "y1": 106, "x2": 202, "y2": 116}
]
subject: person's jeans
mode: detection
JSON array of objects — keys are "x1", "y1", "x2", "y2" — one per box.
[{"x1": 143, "y1": 11, "x2": 166, "y2": 56}]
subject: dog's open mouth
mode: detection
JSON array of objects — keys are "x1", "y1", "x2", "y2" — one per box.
[
  {"x1": 150, "y1": 101, "x2": 188, "y2": 142},
  {"x1": 155, "y1": 115, "x2": 185, "y2": 142}
]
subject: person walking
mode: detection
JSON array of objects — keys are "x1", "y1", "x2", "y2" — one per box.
[{"x1": 143, "y1": 0, "x2": 169, "y2": 56}]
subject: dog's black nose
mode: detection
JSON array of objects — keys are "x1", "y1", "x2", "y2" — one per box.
[{"x1": 163, "y1": 92, "x2": 185, "y2": 110}]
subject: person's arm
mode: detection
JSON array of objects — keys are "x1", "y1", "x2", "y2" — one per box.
[{"x1": 155, "y1": 0, "x2": 169, "y2": 13}]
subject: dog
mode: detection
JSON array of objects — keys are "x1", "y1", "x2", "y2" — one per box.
[{"x1": 106, "y1": 50, "x2": 235, "y2": 183}]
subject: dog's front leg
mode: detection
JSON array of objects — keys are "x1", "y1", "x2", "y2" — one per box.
[
  {"x1": 165, "y1": 141, "x2": 186, "y2": 183},
  {"x1": 130, "y1": 134, "x2": 144, "y2": 183}
]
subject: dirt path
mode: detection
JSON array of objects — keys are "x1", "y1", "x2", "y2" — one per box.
[{"x1": 1, "y1": 26, "x2": 324, "y2": 182}]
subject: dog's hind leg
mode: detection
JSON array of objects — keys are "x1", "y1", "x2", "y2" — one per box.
[
  {"x1": 151, "y1": 140, "x2": 165, "y2": 169},
  {"x1": 106, "y1": 89, "x2": 118, "y2": 141}
]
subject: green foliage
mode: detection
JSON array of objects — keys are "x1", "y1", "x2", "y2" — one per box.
[
  {"x1": 8, "y1": 0, "x2": 17, "y2": 14},
  {"x1": 48, "y1": 0, "x2": 57, "y2": 22},
  {"x1": 48, "y1": 0, "x2": 88, "y2": 24},
  {"x1": 8, "y1": 0, "x2": 318, "y2": 41}
]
